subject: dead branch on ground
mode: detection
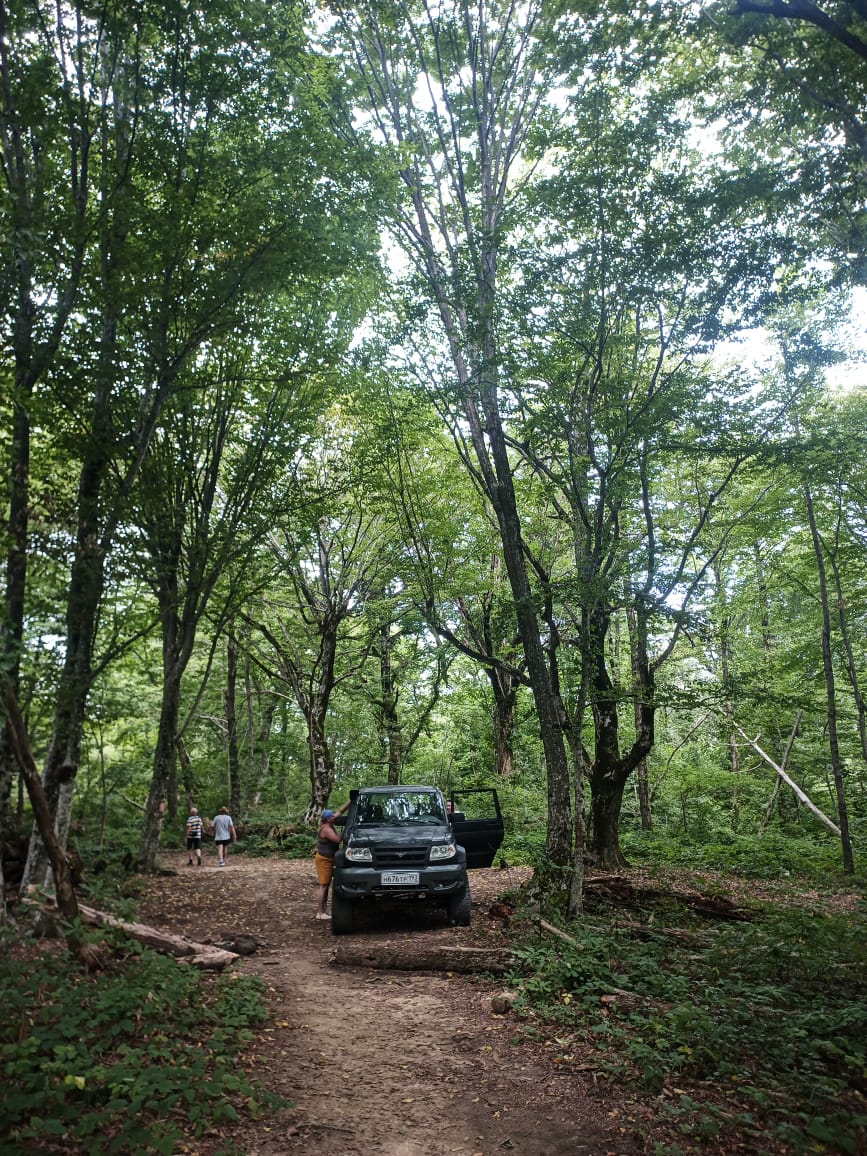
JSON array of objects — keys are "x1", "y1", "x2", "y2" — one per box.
[{"x1": 75, "y1": 904, "x2": 240, "y2": 970}]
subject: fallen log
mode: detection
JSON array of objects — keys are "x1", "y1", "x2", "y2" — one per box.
[
  {"x1": 329, "y1": 942, "x2": 517, "y2": 975},
  {"x1": 538, "y1": 917, "x2": 583, "y2": 948},
  {"x1": 585, "y1": 875, "x2": 754, "y2": 921},
  {"x1": 77, "y1": 903, "x2": 240, "y2": 970},
  {"x1": 606, "y1": 919, "x2": 713, "y2": 945}
]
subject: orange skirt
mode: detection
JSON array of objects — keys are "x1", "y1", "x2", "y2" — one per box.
[{"x1": 314, "y1": 852, "x2": 335, "y2": 885}]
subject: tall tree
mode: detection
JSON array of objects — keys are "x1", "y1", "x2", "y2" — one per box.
[
  {"x1": 18, "y1": 0, "x2": 381, "y2": 889},
  {"x1": 246, "y1": 435, "x2": 395, "y2": 818},
  {"x1": 501, "y1": 8, "x2": 795, "y2": 868},
  {"x1": 373, "y1": 384, "x2": 527, "y2": 779},
  {"x1": 329, "y1": 0, "x2": 574, "y2": 864},
  {"x1": 0, "y1": 0, "x2": 93, "y2": 907},
  {"x1": 132, "y1": 348, "x2": 293, "y2": 869}
]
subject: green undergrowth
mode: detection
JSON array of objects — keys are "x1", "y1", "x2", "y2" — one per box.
[
  {"x1": 239, "y1": 821, "x2": 314, "y2": 859},
  {"x1": 620, "y1": 827, "x2": 865, "y2": 883},
  {"x1": 505, "y1": 886, "x2": 867, "y2": 1154},
  {"x1": 0, "y1": 927, "x2": 285, "y2": 1155}
]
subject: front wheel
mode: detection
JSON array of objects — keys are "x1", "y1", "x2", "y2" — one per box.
[
  {"x1": 445, "y1": 883, "x2": 471, "y2": 926},
  {"x1": 331, "y1": 891, "x2": 356, "y2": 935}
]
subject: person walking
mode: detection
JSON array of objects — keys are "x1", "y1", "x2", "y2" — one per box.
[
  {"x1": 185, "y1": 806, "x2": 204, "y2": 866},
  {"x1": 314, "y1": 801, "x2": 350, "y2": 919},
  {"x1": 211, "y1": 807, "x2": 236, "y2": 866}
]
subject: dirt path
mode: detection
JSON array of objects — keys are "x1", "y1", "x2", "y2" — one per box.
[{"x1": 140, "y1": 854, "x2": 643, "y2": 1156}]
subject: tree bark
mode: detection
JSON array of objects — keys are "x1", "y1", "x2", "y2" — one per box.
[
  {"x1": 251, "y1": 700, "x2": 275, "y2": 808},
  {"x1": 226, "y1": 631, "x2": 242, "y2": 818},
  {"x1": 139, "y1": 666, "x2": 182, "y2": 872},
  {"x1": 587, "y1": 772, "x2": 629, "y2": 871},
  {"x1": 492, "y1": 686, "x2": 516, "y2": 779},
  {"x1": 802, "y1": 478, "x2": 855, "y2": 872},
  {"x1": 329, "y1": 942, "x2": 516, "y2": 974},
  {"x1": 627, "y1": 605, "x2": 653, "y2": 831},
  {"x1": 732, "y1": 720, "x2": 843, "y2": 838},
  {"x1": 2, "y1": 682, "x2": 102, "y2": 968},
  {"x1": 585, "y1": 604, "x2": 655, "y2": 869}
]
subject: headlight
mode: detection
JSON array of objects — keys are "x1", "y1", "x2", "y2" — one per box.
[
  {"x1": 345, "y1": 845, "x2": 373, "y2": 862},
  {"x1": 429, "y1": 841, "x2": 456, "y2": 861}
]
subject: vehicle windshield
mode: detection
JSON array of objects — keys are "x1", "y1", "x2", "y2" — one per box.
[{"x1": 356, "y1": 791, "x2": 446, "y2": 825}]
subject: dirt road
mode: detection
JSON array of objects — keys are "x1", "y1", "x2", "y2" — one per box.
[{"x1": 140, "y1": 854, "x2": 642, "y2": 1156}]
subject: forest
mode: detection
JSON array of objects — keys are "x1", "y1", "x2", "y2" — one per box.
[
  {"x1": 1, "y1": 1, "x2": 866, "y2": 1152},
  {"x1": 3, "y1": 0, "x2": 865, "y2": 901}
]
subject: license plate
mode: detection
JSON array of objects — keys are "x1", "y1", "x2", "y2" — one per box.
[{"x1": 381, "y1": 871, "x2": 419, "y2": 886}]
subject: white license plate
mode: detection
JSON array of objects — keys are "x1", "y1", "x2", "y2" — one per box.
[{"x1": 381, "y1": 871, "x2": 419, "y2": 886}]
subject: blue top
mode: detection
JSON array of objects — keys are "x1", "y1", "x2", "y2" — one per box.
[{"x1": 212, "y1": 813, "x2": 234, "y2": 841}]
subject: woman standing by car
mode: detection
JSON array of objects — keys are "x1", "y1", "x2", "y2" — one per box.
[{"x1": 314, "y1": 801, "x2": 350, "y2": 918}]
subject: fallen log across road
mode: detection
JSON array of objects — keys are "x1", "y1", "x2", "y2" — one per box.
[{"x1": 328, "y1": 941, "x2": 517, "y2": 974}]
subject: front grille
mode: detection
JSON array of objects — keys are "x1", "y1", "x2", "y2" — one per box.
[{"x1": 371, "y1": 844, "x2": 430, "y2": 870}]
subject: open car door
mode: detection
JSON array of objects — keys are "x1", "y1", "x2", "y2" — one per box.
[{"x1": 449, "y1": 788, "x2": 504, "y2": 869}]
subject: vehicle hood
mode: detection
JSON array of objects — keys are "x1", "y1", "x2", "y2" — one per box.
[{"x1": 347, "y1": 823, "x2": 448, "y2": 846}]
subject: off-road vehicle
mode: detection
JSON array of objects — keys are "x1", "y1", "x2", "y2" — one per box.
[{"x1": 330, "y1": 784, "x2": 504, "y2": 935}]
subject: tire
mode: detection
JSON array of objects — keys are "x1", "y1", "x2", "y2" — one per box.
[
  {"x1": 331, "y1": 891, "x2": 356, "y2": 935},
  {"x1": 445, "y1": 882, "x2": 471, "y2": 926}
]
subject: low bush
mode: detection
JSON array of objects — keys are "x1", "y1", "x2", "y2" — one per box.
[
  {"x1": 620, "y1": 827, "x2": 853, "y2": 880},
  {"x1": 506, "y1": 883, "x2": 867, "y2": 1153},
  {"x1": 0, "y1": 931, "x2": 285, "y2": 1155}
]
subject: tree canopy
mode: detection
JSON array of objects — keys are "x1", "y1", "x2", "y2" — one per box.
[{"x1": 1, "y1": 0, "x2": 864, "y2": 912}]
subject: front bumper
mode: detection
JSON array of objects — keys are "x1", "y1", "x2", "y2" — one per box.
[{"x1": 333, "y1": 862, "x2": 467, "y2": 898}]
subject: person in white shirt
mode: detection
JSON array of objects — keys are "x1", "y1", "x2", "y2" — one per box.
[{"x1": 211, "y1": 807, "x2": 236, "y2": 865}]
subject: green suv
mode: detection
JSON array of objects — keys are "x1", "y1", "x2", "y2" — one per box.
[{"x1": 330, "y1": 785, "x2": 504, "y2": 935}]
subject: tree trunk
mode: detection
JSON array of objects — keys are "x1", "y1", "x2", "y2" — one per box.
[
  {"x1": 226, "y1": 632, "x2": 241, "y2": 818},
  {"x1": 251, "y1": 700, "x2": 275, "y2": 808},
  {"x1": 491, "y1": 673, "x2": 516, "y2": 779},
  {"x1": 377, "y1": 622, "x2": 403, "y2": 784},
  {"x1": 2, "y1": 682, "x2": 101, "y2": 968},
  {"x1": 585, "y1": 610, "x2": 631, "y2": 869},
  {"x1": 0, "y1": 385, "x2": 31, "y2": 837},
  {"x1": 470, "y1": 385, "x2": 573, "y2": 864},
  {"x1": 564, "y1": 697, "x2": 588, "y2": 919},
  {"x1": 139, "y1": 665, "x2": 182, "y2": 873},
  {"x1": 587, "y1": 773, "x2": 628, "y2": 871},
  {"x1": 627, "y1": 605, "x2": 652, "y2": 831},
  {"x1": 0, "y1": 3, "x2": 87, "y2": 850},
  {"x1": 585, "y1": 593, "x2": 657, "y2": 869},
  {"x1": 306, "y1": 701, "x2": 336, "y2": 820},
  {"x1": 19, "y1": 33, "x2": 130, "y2": 892},
  {"x1": 139, "y1": 570, "x2": 204, "y2": 871},
  {"x1": 342, "y1": 3, "x2": 574, "y2": 867},
  {"x1": 803, "y1": 479, "x2": 855, "y2": 873}
]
